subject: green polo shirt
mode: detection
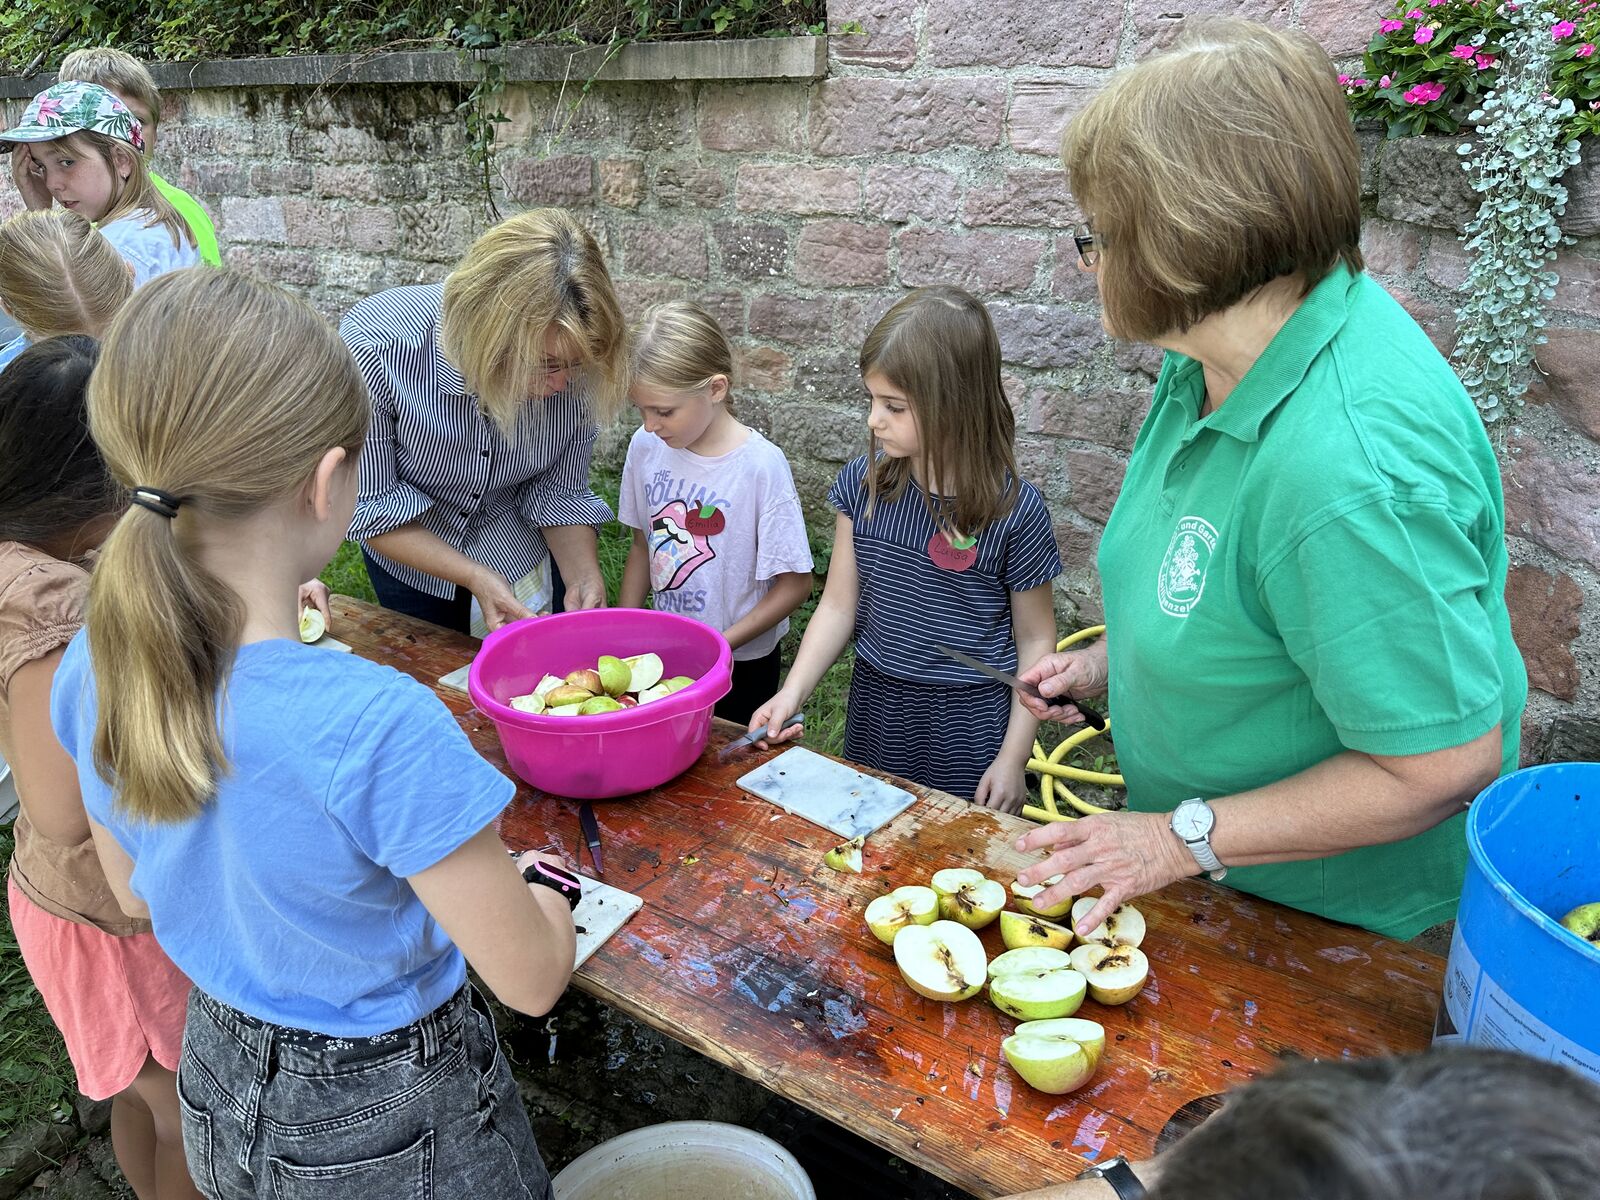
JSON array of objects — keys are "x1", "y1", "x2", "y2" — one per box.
[
  {"x1": 1099, "y1": 266, "x2": 1526, "y2": 940},
  {"x1": 151, "y1": 172, "x2": 221, "y2": 266}
]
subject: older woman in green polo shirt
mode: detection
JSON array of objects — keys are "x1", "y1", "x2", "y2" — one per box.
[{"x1": 1013, "y1": 19, "x2": 1527, "y2": 943}]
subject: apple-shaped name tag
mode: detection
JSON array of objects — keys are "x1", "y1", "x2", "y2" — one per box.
[
  {"x1": 684, "y1": 502, "x2": 726, "y2": 537},
  {"x1": 928, "y1": 529, "x2": 978, "y2": 572}
]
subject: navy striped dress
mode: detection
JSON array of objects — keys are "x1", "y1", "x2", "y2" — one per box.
[
  {"x1": 828, "y1": 456, "x2": 1062, "y2": 800},
  {"x1": 339, "y1": 284, "x2": 612, "y2": 599}
]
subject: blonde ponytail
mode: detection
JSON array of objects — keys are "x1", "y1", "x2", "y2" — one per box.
[
  {"x1": 0, "y1": 209, "x2": 133, "y2": 340},
  {"x1": 87, "y1": 268, "x2": 368, "y2": 823}
]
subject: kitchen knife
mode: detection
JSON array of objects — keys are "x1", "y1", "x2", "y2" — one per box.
[
  {"x1": 933, "y1": 643, "x2": 1107, "y2": 732},
  {"x1": 578, "y1": 801, "x2": 603, "y2": 878},
  {"x1": 717, "y1": 712, "x2": 804, "y2": 761}
]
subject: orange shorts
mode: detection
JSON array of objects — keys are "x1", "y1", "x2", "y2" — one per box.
[{"x1": 7, "y1": 878, "x2": 190, "y2": 1099}]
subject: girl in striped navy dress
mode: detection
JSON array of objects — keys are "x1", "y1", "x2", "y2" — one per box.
[{"x1": 751, "y1": 287, "x2": 1063, "y2": 811}]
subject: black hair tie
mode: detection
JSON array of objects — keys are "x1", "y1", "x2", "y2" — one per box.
[{"x1": 130, "y1": 487, "x2": 182, "y2": 520}]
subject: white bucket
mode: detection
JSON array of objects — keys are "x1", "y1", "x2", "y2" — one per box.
[{"x1": 552, "y1": 1121, "x2": 815, "y2": 1200}]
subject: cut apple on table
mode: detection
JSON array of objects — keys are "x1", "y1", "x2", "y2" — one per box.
[
  {"x1": 1003, "y1": 1016, "x2": 1107, "y2": 1094},
  {"x1": 1070, "y1": 897, "x2": 1147, "y2": 948},
  {"x1": 824, "y1": 836, "x2": 864, "y2": 874},
  {"x1": 894, "y1": 920, "x2": 988, "y2": 1001},
  {"x1": 987, "y1": 947, "x2": 1087, "y2": 1020},
  {"x1": 1011, "y1": 875, "x2": 1072, "y2": 919},
  {"x1": 864, "y1": 886, "x2": 939, "y2": 945},
  {"x1": 999, "y1": 909, "x2": 1074, "y2": 951},
  {"x1": 930, "y1": 868, "x2": 1006, "y2": 930},
  {"x1": 1069, "y1": 942, "x2": 1151, "y2": 1005}
]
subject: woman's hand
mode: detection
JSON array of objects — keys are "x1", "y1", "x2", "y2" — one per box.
[
  {"x1": 11, "y1": 146, "x2": 52, "y2": 211},
  {"x1": 1014, "y1": 810, "x2": 1196, "y2": 936},
  {"x1": 561, "y1": 572, "x2": 608, "y2": 611},
  {"x1": 1018, "y1": 646, "x2": 1110, "y2": 725},
  {"x1": 975, "y1": 758, "x2": 1029, "y2": 815},
  {"x1": 297, "y1": 579, "x2": 332, "y2": 626},
  {"x1": 750, "y1": 687, "x2": 807, "y2": 747},
  {"x1": 469, "y1": 566, "x2": 535, "y2": 631}
]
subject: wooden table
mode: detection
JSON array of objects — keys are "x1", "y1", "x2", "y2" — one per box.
[{"x1": 333, "y1": 596, "x2": 1443, "y2": 1198}]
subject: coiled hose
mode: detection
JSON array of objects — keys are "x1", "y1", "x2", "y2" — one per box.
[{"x1": 1023, "y1": 625, "x2": 1124, "y2": 824}]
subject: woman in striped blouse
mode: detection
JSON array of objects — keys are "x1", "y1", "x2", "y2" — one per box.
[{"x1": 339, "y1": 209, "x2": 629, "y2": 631}]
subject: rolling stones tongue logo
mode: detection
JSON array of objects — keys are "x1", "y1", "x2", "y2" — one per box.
[
  {"x1": 928, "y1": 530, "x2": 978, "y2": 572},
  {"x1": 649, "y1": 500, "x2": 723, "y2": 591}
]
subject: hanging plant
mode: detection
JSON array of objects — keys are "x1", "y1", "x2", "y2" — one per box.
[{"x1": 1450, "y1": 0, "x2": 1584, "y2": 422}]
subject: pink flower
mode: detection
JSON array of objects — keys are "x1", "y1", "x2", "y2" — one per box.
[
  {"x1": 1476, "y1": 52, "x2": 1497, "y2": 68},
  {"x1": 1580, "y1": 43, "x2": 1597, "y2": 57},
  {"x1": 1429, "y1": 0, "x2": 1446, "y2": 5},
  {"x1": 1406, "y1": 7, "x2": 1424, "y2": 16},
  {"x1": 1450, "y1": 42, "x2": 1476, "y2": 57},
  {"x1": 1380, "y1": 74, "x2": 1393, "y2": 87},
  {"x1": 1380, "y1": 17, "x2": 1406, "y2": 31},
  {"x1": 1403, "y1": 80, "x2": 1447, "y2": 104},
  {"x1": 1552, "y1": 19, "x2": 1576, "y2": 37},
  {"x1": 35, "y1": 96, "x2": 62, "y2": 121},
  {"x1": 1353, "y1": 78, "x2": 1370, "y2": 87},
  {"x1": 1339, "y1": 72, "x2": 1352, "y2": 84},
  {"x1": 1415, "y1": 24, "x2": 1436, "y2": 43}
]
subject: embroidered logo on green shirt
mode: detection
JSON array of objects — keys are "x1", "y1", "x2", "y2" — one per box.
[{"x1": 1157, "y1": 515, "x2": 1217, "y2": 618}]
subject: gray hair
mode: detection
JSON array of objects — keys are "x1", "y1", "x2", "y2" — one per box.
[{"x1": 1149, "y1": 1048, "x2": 1600, "y2": 1200}]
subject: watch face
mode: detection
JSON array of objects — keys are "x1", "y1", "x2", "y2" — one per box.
[{"x1": 1172, "y1": 800, "x2": 1213, "y2": 840}]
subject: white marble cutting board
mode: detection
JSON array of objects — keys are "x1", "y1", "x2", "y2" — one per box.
[
  {"x1": 570, "y1": 874, "x2": 643, "y2": 969},
  {"x1": 736, "y1": 747, "x2": 916, "y2": 840}
]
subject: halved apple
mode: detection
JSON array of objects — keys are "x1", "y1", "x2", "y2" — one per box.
[
  {"x1": 1070, "y1": 898, "x2": 1147, "y2": 948},
  {"x1": 1002, "y1": 1018, "x2": 1102, "y2": 1095},
  {"x1": 544, "y1": 701, "x2": 585, "y2": 716},
  {"x1": 824, "y1": 836, "x2": 864, "y2": 874},
  {"x1": 987, "y1": 947, "x2": 1086, "y2": 1020},
  {"x1": 509, "y1": 691, "x2": 547, "y2": 714},
  {"x1": 1069, "y1": 942, "x2": 1150, "y2": 1005},
  {"x1": 930, "y1": 868, "x2": 1005, "y2": 930},
  {"x1": 544, "y1": 684, "x2": 594, "y2": 708},
  {"x1": 578, "y1": 696, "x2": 623, "y2": 715},
  {"x1": 1004, "y1": 1015, "x2": 1107, "y2": 1093},
  {"x1": 625, "y1": 652, "x2": 664, "y2": 693},
  {"x1": 864, "y1": 886, "x2": 938, "y2": 945},
  {"x1": 565, "y1": 668, "x2": 605, "y2": 695},
  {"x1": 298, "y1": 605, "x2": 326, "y2": 644},
  {"x1": 999, "y1": 909, "x2": 1073, "y2": 951},
  {"x1": 596, "y1": 655, "x2": 632, "y2": 697},
  {"x1": 1011, "y1": 875, "x2": 1071, "y2": 919},
  {"x1": 893, "y1": 920, "x2": 987, "y2": 1001},
  {"x1": 533, "y1": 673, "x2": 565, "y2": 699}
]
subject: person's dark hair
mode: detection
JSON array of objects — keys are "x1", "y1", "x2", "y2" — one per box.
[
  {"x1": 1149, "y1": 1048, "x2": 1600, "y2": 1200},
  {"x1": 0, "y1": 336, "x2": 117, "y2": 545}
]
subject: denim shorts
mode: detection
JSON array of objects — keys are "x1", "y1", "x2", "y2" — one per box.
[{"x1": 177, "y1": 983, "x2": 553, "y2": 1200}]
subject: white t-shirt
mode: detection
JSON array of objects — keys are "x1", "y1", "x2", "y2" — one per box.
[
  {"x1": 619, "y1": 427, "x2": 813, "y2": 661},
  {"x1": 100, "y1": 211, "x2": 199, "y2": 286}
]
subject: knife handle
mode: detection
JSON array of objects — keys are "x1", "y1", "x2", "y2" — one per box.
[{"x1": 1075, "y1": 701, "x2": 1107, "y2": 732}]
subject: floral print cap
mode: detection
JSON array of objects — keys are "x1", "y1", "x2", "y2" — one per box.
[{"x1": 0, "y1": 81, "x2": 144, "y2": 154}]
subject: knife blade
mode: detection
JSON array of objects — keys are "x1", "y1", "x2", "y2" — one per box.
[
  {"x1": 578, "y1": 801, "x2": 603, "y2": 878},
  {"x1": 933, "y1": 643, "x2": 1107, "y2": 732},
  {"x1": 718, "y1": 712, "x2": 804, "y2": 761}
]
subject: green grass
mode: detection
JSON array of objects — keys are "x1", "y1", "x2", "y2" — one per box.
[
  {"x1": 0, "y1": 829, "x2": 77, "y2": 1140},
  {"x1": 318, "y1": 467, "x2": 853, "y2": 757}
]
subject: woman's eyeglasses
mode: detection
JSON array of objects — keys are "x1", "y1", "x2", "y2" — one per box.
[{"x1": 1072, "y1": 224, "x2": 1100, "y2": 268}]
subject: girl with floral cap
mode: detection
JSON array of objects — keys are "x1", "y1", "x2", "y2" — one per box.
[{"x1": 2, "y1": 81, "x2": 197, "y2": 286}]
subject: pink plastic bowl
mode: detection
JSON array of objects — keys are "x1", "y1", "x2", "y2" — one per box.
[{"x1": 468, "y1": 609, "x2": 733, "y2": 799}]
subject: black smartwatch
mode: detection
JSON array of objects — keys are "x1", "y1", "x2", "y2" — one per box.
[
  {"x1": 517, "y1": 856, "x2": 583, "y2": 911},
  {"x1": 1073, "y1": 1157, "x2": 1145, "y2": 1199}
]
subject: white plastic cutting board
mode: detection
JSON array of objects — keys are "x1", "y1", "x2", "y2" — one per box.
[
  {"x1": 736, "y1": 747, "x2": 916, "y2": 840},
  {"x1": 571, "y1": 874, "x2": 643, "y2": 969}
]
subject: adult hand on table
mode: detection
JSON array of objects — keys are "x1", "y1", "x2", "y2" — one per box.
[
  {"x1": 1014, "y1": 809, "x2": 1197, "y2": 938},
  {"x1": 1017, "y1": 643, "x2": 1109, "y2": 726},
  {"x1": 11, "y1": 146, "x2": 52, "y2": 211},
  {"x1": 468, "y1": 565, "x2": 535, "y2": 632}
]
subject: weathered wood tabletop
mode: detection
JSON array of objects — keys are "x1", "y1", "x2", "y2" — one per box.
[{"x1": 332, "y1": 595, "x2": 1443, "y2": 1199}]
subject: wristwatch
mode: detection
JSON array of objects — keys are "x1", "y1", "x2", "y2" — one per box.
[
  {"x1": 1073, "y1": 1156, "x2": 1146, "y2": 1199},
  {"x1": 517, "y1": 855, "x2": 584, "y2": 910},
  {"x1": 1170, "y1": 797, "x2": 1227, "y2": 882}
]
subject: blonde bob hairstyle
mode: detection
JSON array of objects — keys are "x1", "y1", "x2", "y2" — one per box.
[
  {"x1": 37, "y1": 130, "x2": 192, "y2": 251},
  {"x1": 859, "y1": 286, "x2": 1019, "y2": 538},
  {"x1": 630, "y1": 299, "x2": 734, "y2": 410},
  {"x1": 87, "y1": 268, "x2": 369, "y2": 824},
  {"x1": 1062, "y1": 18, "x2": 1364, "y2": 342},
  {"x1": 441, "y1": 209, "x2": 628, "y2": 433},
  {"x1": 0, "y1": 209, "x2": 133, "y2": 340}
]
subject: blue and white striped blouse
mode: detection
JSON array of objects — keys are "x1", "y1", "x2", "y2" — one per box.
[
  {"x1": 829, "y1": 455, "x2": 1062, "y2": 687},
  {"x1": 339, "y1": 284, "x2": 613, "y2": 599}
]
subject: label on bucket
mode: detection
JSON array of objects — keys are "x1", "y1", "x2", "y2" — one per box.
[{"x1": 1436, "y1": 927, "x2": 1600, "y2": 1087}]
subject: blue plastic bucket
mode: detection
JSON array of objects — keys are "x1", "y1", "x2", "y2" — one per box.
[{"x1": 1435, "y1": 763, "x2": 1600, "y2": 1085}]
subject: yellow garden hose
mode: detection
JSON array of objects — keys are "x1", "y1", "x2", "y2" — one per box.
[{"x1": 1022, "y1": 625, "x2": 1124, "y2": 824}]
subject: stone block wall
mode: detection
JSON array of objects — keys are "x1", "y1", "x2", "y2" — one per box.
[{"x1": 1, "y1": 0, "x2": 1596, "y2": 759}]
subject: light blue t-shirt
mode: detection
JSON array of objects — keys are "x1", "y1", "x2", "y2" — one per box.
[
  {"x1": 98, "y1": 210, "x2": 199, "y2": 286},
  {"x1": 0, "y1": 334, "x2": 25, "y2": 371},
  {"x1": 52, "y1": 633, "x2": 515, "y2": 1036}
]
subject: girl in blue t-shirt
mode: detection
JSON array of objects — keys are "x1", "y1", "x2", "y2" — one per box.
[
  {"x1": 750, "y1": 286, "x2": 1063, "y2": 810},
  {"x1": 52, "y1": 268, "x2": 577, "y2": 1199}
]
